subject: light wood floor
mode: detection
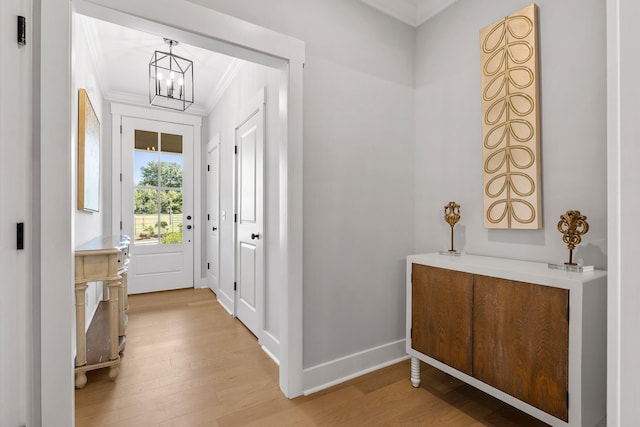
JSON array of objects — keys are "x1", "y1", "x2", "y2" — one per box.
[{"x1": 75, "y1": 288, "x2": 549, "y2": 426}]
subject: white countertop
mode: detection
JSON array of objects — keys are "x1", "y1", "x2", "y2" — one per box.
[
  {"x1": 75, "y1": 235, "x2": 130, "y2": 254},
  {"x1": 407, "y1": 253, "x2": 607, "y2": 290}
]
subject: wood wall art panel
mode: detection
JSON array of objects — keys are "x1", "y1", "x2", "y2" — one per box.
[
  {"x1": 472, "y1": 275, "x2": 569, "y2": 422},
  {"x1": 411, "y1": 264, "x2": 473, "y2": 376},
  {"x1": 480, "y1": 4, "x2": 541, "y2": 229}
]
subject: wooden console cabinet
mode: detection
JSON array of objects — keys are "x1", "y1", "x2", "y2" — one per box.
[
  {"x1": 74, "y1": 235, "x2": 130, "y2": 388},
  {"x1": 407, "y1": 253, "x2": 606, "y2": 427}
]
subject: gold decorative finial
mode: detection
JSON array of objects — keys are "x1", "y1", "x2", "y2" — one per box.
[
  {"x1": 557, "y1": 210, "x2": 589, "y2": 265},
  {"x1": 444, "y1": 202, "x2": 461, "y2": 252}
]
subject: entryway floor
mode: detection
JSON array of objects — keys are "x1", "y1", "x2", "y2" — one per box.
[{"x1": 75, "y1": 288, "x2": 548, "y2": 426}]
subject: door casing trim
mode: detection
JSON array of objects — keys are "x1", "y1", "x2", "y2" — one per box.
[{"x1": 38, "y1": 1, "x2": 304, "y2": 423}]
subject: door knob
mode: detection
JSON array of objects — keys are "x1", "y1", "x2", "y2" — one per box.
[
  {"x1": 251, "y1": 233, "x2": 260, "y2": 240},
  {"x1": 186, "y1": 225, "x2": 192, "y2": 230},
  {"x1": 212, "y1": 227, "x2": 217, "y2": 231}
]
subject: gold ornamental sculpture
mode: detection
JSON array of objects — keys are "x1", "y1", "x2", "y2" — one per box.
[
  {"x1": 441, "y1": 201, "x2": 461, "y2": 255},
  {"x1": 557, "y1": 210, "x2": 589, "y2": 266},
  {"x1": 480, "y1": 4, "x2": 542, "y2": 229}
]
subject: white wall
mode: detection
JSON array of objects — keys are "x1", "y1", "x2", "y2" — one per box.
[
  {"x1": 206, "y1": 61, "x2": 282, "y2": 359},
  {"x1": 191, "y1": 0, "x2": 416, "y2": 388},
  {"x1": 72, "y1": 14, "x2": 107, "y2": 334},
  {"x1": 415, "y1": 0, "x2": 607, "y2": 269}
]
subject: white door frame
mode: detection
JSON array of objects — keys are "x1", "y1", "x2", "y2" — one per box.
[
  {"x1": 38, "y1": 0, "x2": 304, "y2": 423},
  {"x1": 206, "y1": 132, "x2": 221, "y2": 295},
  {"x1": 112, "y1": 103, "x2": 202, "y2": 293}
]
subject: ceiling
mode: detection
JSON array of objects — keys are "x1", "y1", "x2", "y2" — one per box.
[
  {"x1": 78, "y1": 1, "x2": 458, "y2": 114},
  {"x1": 360, "y1": 0, "x2": 459, "y2": 27},
  {"x1": 77, "y1": 15, "x2": 241, "y2": 115}
]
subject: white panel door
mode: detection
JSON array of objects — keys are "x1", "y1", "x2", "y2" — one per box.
[
  {"x1": 122, "y1": 116, "x2": 194, "y2": 293},
  {"x1": 235, "y1": 90, "x2": 265, "y2": 338},
  {"x1": 0, "y1": 1, "x2": 30, "y2": 423},
  {"x1": 207, "y1": 134, "x2": 220, "y2": 294}
]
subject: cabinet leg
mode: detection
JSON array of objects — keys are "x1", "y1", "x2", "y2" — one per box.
[
  {"x1": 75, "y1": 372, "x2": 88, "y2": 389},
  {"x1": 411, "y1": 357, "x2": 421, "y2": 388}
]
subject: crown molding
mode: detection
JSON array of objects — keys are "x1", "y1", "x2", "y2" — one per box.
[
  {"x1": 360, "y1": 0, "x2": 418, "y2": 26},
  {"x1": 415, "y1": 0, "x2": 458, "y2": 26},
  {"x1": 76, "y1": 14, "x2": 110, "y2": 95},
  {"x1": 360, "y1": 0, "x2": 459, "y2": 27},
  {"x1": 206, "y1": 58, "x2": 243, "y2": 114}
]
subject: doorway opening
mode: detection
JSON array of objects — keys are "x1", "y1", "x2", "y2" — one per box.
[
  {"x1": 37, "y1": 1, "x2": 304, "y2": 422},
  {"x1": 73, "y1": 6, "x2": 287, "y2": 374}
]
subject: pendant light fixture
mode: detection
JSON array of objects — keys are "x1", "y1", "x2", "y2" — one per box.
[{"x1": 149, "y1": 38, "x2": 194, "y2": 111}]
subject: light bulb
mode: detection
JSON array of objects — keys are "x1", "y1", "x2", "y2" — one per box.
[
  {"x1": 157, "y1": 72, "x2": 163, "y2": 81},
  {"x1": 166, "y1": 78, "x2": 173, "y2": 98},
  {"x1": 179, "y1": 78, "x2": 184, "y2": 86},
  {"x1": 170, "y1": 72, "x2": 175, "y2": 80}
]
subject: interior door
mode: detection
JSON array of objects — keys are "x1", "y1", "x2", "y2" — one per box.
[
  {"x1": 122, "y1": 116, "x2": 194, "y2": 294},
  {"x1": 207, "y1": 134, "x2": 220, "y2": 294},
  {"x1": 0, "y1": 2, "x2": 30, "y2": 422},
  {"x1": 235, "y1": 90, "x2": 265, "y2": 338}
]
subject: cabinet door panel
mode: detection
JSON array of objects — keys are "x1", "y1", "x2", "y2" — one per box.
[
  {"x1": 473, "y1": 275, "x2": 569, "y2": 422},
  {"x1": 412, "y1": 264, "x2": 473, "y2": 375}
]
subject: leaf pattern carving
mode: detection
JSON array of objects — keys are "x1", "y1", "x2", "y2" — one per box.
[{"x1": 480, "y1": 4, "x2": 540, "y2": 229}]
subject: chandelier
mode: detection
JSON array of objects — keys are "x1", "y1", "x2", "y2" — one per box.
[{"x1": 149, "y1": 38, "x2": 193, "y2": 111}]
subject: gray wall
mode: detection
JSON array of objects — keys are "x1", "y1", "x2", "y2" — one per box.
[
  {"x1": 191, "y1": 0, "x2": 416, "y2": 369},
  {"x1": 415, "y1": 0, "x2": 607, "y2": 268}
]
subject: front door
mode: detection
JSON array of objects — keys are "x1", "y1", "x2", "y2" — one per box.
[
  {"x1": 122, "y1": 116, "x2": 194, "y2": 294},
  {"x1": 235, "y1": 90, "x2": 265, "y2": 338}
]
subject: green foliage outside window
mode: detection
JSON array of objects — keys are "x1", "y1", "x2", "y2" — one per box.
[{"x1": 134, "y1": 160, "x2": 184, "y2": 244}]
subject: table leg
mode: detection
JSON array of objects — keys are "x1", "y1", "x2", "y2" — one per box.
[
  {"x1": 118, "y1": 273, "x2": 125, "y2": 337},
  {"x1": 123, "y1": 270, "x2": 129, "y2": 312},
  {"x1": 74, "y1": 282, "x2": 88, "y2": 368},
  {"x1": 109, "y1": 366, "x2": 120, "y2": 380},
  {"x1": 107, "y1": 279, "x2": 120, "y2": 361},
  {"x1": 75, "y1": 372, "x2": 88, "y2": 389}
]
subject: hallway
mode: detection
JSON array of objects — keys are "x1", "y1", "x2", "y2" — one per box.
[{"x1": 75, "y1": 289, "x2": 546, "y2": 426}]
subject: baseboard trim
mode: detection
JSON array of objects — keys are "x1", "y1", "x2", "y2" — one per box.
[
  {"x1": 261, "y1": 330, "x2": 280, "y2": 365},
  {"x1": 303, "y1": 339, "x2": 408, "y2": 395},
  {"x1": 216, "y1": 287, "x2": 234, "y2": 315}
]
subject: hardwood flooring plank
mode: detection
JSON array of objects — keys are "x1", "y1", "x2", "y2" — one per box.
[{"x1": 76, "y1": 289, "x2": 549, "y2": 426}]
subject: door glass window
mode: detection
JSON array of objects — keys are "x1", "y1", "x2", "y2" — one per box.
[{"x1": 133, "y1": 130, "x2": 184, "y2": 245}]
